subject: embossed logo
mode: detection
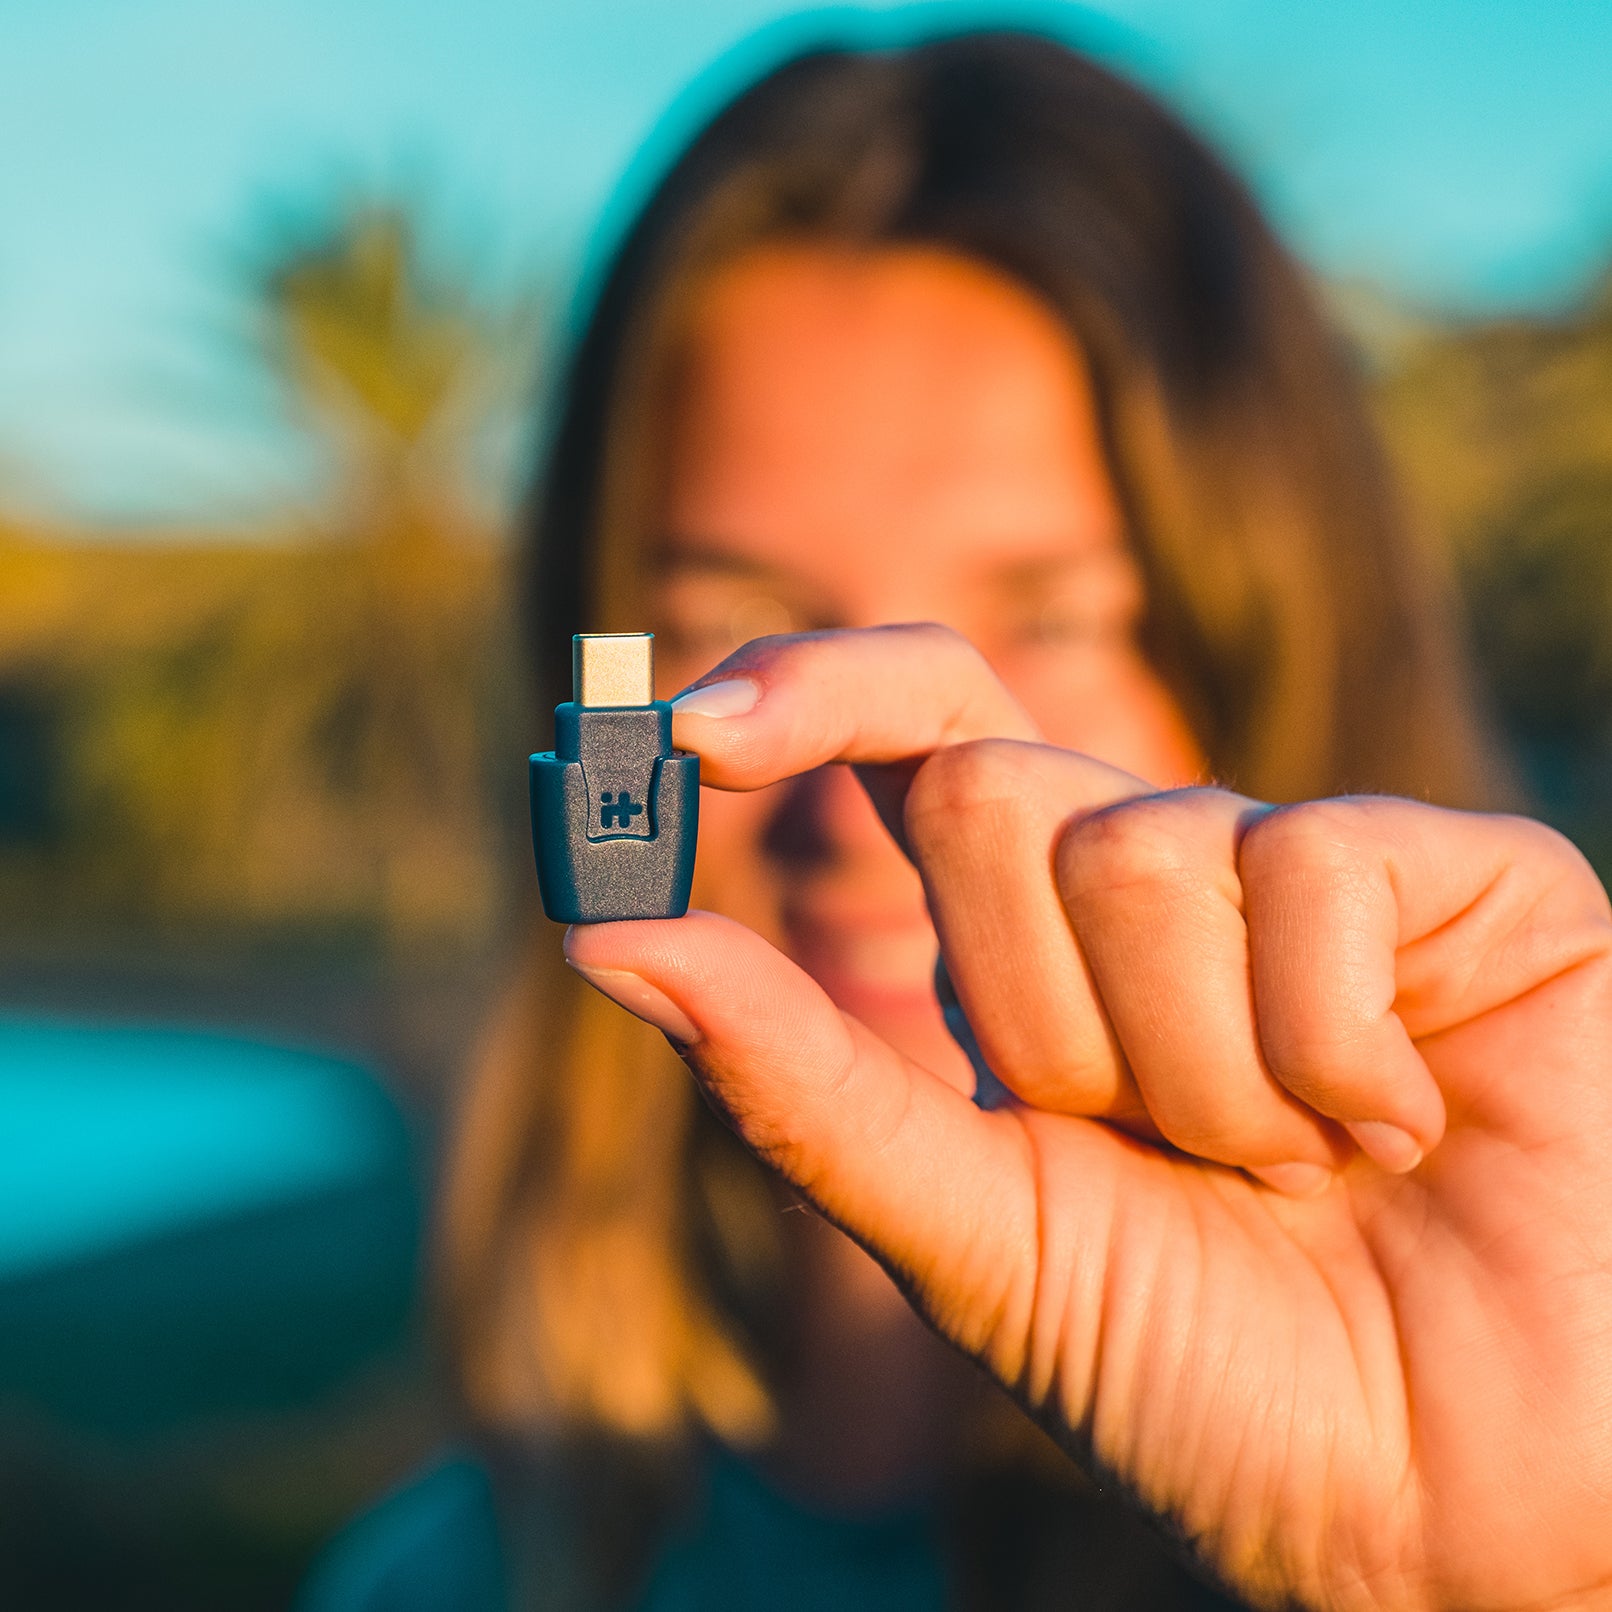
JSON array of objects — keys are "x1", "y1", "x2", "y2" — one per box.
[{"x1": 599, "y1": 791, "x2": 644, "y2": 830}]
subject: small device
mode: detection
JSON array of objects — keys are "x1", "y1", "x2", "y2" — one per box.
[{"x1": 529, "y1": 633, "x2": 699, "y2": 923}]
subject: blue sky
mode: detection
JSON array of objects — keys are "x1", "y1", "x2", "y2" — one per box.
[{"x1": 4, "y1": 0, "x2": 1611, "y2": 522}]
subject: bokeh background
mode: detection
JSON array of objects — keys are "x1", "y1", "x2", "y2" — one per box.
[{"x1": 2, "y1": 2, "x2": 1610, "y2": 1606}]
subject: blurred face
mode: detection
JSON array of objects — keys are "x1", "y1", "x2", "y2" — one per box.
[{"x1": 653, "y1": 245, "x2": 1205, "y2": 1081}]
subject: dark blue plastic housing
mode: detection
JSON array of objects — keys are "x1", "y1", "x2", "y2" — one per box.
[{"x1": 530, "y1": 700, "x2": 699, "y2": 923}]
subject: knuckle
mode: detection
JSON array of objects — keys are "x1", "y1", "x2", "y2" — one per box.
[
  {"x1": 1239, "y1": 798, "x2": 1367, "y2": 888},
  {"x1": 1502, "y1": 812, "x2": 1598, "y2": 884},
  {"x1": 1055, "y1": 791, "x2": 1207, "y2": 905},
  {"x1": 1259, "y1": 1012, "x2": 1358, "y2": 1089},
  {"x1": 1491, "y1": 812, "x2": 1612, "y2": 948},
  {"x1": 905, "y1": 738, "x2": 1049, "y2": 841}
]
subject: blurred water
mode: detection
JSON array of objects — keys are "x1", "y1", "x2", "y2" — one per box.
[
  {"x1": 0, "y1": 1017, "x2": 405, "y2": 1281},
  {"x1": 0, "y1": 1016, "x2": 430, "y2": 1609}
]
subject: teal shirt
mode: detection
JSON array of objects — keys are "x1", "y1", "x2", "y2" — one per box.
[
  {"x1": 300, "y1": 1446, "x2": 1236, "y2": 1612},
  {"x1": 640, "y1": 1453, "x2": 947, "y2": 1612},
  {"x1": 299, "y1": 1454, "x2": 507, "y2": 1612},
  {"x1": 301, "y1": 1449, "x2": 945, "y2": 1612}
]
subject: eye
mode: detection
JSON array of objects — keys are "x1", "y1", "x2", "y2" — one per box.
[
  {"x1": 655, "y1": 592, "x2": 801, "y2": 665},
  {"x1": 1004, "y1": 551, "x2": 1145, "y2": 650},
  {"x1": 725, "y1": 595, "x2": 795, "y2": 645},
  {"x1": 1012, "y1": 596, "x2": 1125, "y2": 647}
]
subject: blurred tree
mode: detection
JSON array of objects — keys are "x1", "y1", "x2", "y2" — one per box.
[
  {"x1": 75, "y1": 192, "x2": 542, "y2": 949},
  {"x1": 258, "y1": 196, "x2": 535, "y2": 527}
]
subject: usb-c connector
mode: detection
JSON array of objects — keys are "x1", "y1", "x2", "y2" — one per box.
[{"x1": 530, "y1": 633, "x2": 699, "y2": 922}]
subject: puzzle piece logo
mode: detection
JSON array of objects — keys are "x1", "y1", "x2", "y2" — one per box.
[{"x1": 599, "y1": 790, "x2": 645, "y2": 831}]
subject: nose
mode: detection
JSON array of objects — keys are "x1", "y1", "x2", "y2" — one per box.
[{"x1": 760, "y1": 763, "x2": 904, "y2": 871}]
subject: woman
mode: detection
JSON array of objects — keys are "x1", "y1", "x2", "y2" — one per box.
[{"x1": 308, "y1": 24, "x2": 1612, "y2": 1612}]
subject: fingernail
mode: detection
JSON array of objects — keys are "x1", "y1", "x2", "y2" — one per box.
[
  {"x1": 1250, "y1": 1162, "x2": 1333, "y2": 1198},
  {"x1": 1345, "y1": 1121, "x2": 1423, "y2": 1174},
  {"x1": 565, "y1": 959, "x2": 699, "y2": 1044},
  {"x1": 671, "y1": 678, "x2": 760, "y2": 718}
]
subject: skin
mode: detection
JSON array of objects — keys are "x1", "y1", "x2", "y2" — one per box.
[
  {"x1": 649, "y1": 246, "x2": 1207, "y2": 1501},
  {"x1": 652, "y1": 246, "x2": 1204, "y2": 1095},
  {"x1": 572, "y1": 247, "x2": 1612, "y2": 1606}
]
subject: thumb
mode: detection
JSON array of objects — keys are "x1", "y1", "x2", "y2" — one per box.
[{"x1": 562, "y1": 910, "x2": 1041, "y2": 1357}]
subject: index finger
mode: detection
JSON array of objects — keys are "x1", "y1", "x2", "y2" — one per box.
[{"x1": 668, "y1": 624, "x2": 1040, "y2": 791}]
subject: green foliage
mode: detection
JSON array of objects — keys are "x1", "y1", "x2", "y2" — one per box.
[
  {"x1": 1461, "y1": 470, "x2": 1612, "y2": 747},
  {"x1": 1378, "y1": 268, "x2": 1612, "y2": 870},
  {"x1": 0, "y1": 189, "x2": 540, "y2": 955},
  {"x1": 241, "y1": 192, "x2": 541, "y2": 513}
]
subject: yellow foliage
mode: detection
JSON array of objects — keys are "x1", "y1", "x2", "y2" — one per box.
[{"x1": 0, "y1": 195, "x2": 535, "y2": 954}]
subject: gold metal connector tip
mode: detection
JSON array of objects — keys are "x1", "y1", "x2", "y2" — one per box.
[{"x1": 573, "y1": 633, "x2": 655, "y2": 707}]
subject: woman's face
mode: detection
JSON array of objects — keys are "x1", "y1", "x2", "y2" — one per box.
[{"x1": 653, "y1": 245, "x2": 1205, "y2": 1081}]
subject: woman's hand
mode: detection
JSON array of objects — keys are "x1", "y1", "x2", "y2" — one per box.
[{"x1": 564, "y1": 625, "x2": 1612, "y2": 1612}]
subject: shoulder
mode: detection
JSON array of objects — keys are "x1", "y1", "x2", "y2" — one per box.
[{"x1": 297, "y1": 1450, "x2": 508, "y2": 1612}]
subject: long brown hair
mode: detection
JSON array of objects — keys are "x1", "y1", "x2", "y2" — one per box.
[{"x1": 441, "y1": 25, "x2": 1512, "y2": 1608}]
